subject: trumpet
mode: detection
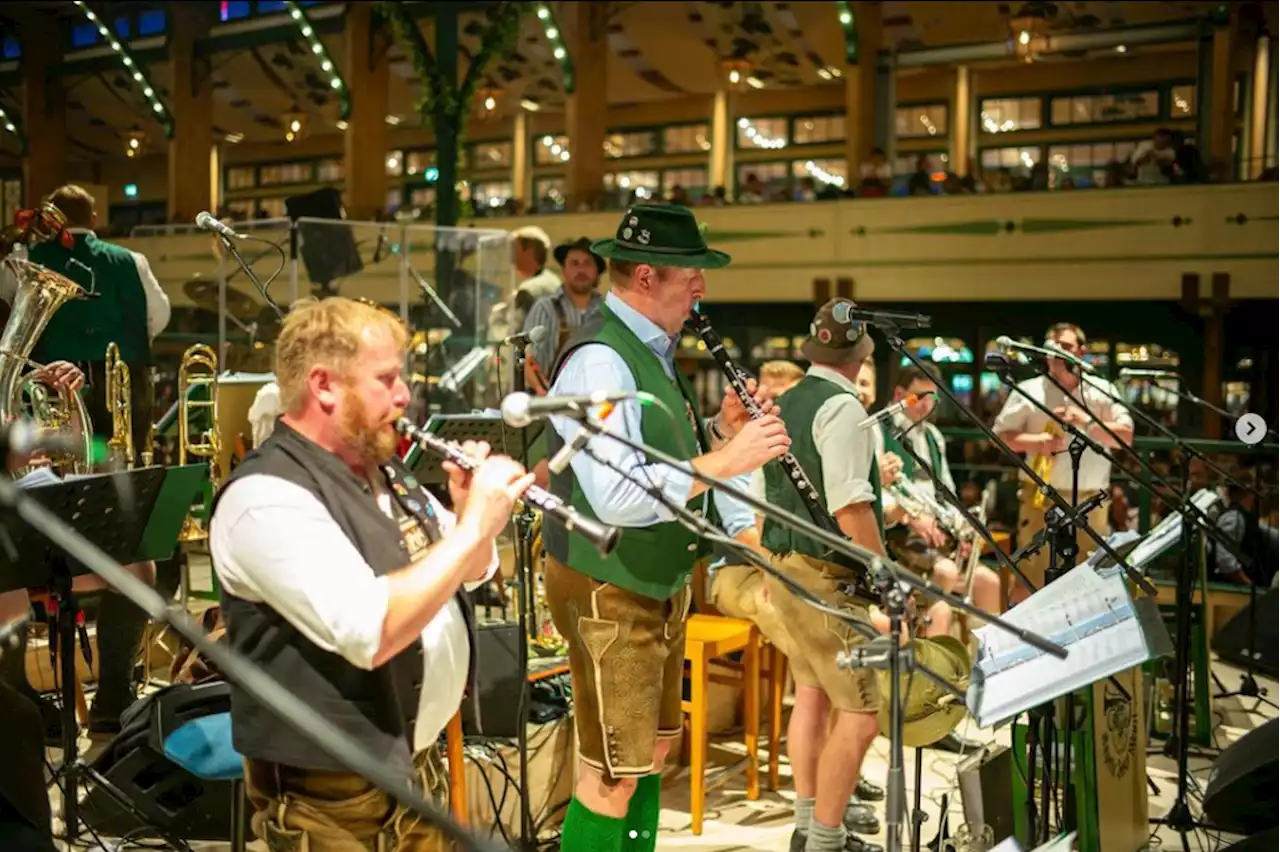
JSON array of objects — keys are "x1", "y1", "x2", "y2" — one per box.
[
  {"x1": 105, "y1": 342, "x2": 134, "y2": 469},
  {"x1": 394, "y1": 417, "x2": 620, "y2": 557},
  {"x1": 890, "y1": 471, "x2": 971, "y2": 548},
  {"x1": 1030, "y1": 421, "x2": 1061, "y2": 509}
]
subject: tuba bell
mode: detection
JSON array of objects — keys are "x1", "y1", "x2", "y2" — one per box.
[
  {"x1": 0, "y1": 255, "x2": 94, "y2": 474},
  {"x1": 105, "y1": 341, "x2": 134, "y2": 469},
  {"x1": 876, "y1": 633, "x2": 975, "y2": 747},
  {"x1": 177, "y1": 343, "x2": 220, "y2": 543}
]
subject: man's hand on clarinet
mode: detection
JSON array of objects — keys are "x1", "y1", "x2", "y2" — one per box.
[
  {"x1": 878, "y1": 452, "x2": 903, "y2": 488},
  {"x1": 456, "y1": 453, "x2": 535, "y2": 541},
  {"x1": 443, "y1": 440, "x2": 489, "y2": 514},
  {"x1": 720, "y1": 414, "x2": 790, "y2": 476},
  {"x1": 715, "y1": 377, "x2": 779, "y2": 438},
  {"x1": 27, "y1": 360, "x2": 85, "y2": 394}
]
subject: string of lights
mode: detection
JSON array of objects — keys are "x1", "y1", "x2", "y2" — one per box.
[
  {"x1": 736, "y1": 117, "x2": 787, "y2": 150},
  {"x1": 0, "y1": 102, "x2": 24, "y2": 152},
  {"x1": 835, "y1": 1, "x2": 858, "y2": 65},
  {"x1": 71, "y1": 1, "x2": 172, "y2": 137},
  {"x1": 534, "y1": 4, "x2": 575, "y2": 95},
  {"x1": 540, "y1": 134, "x2": 571, "y2": 162},
  {"x1": 284, "y1": 1, "x2": 350, "y2": 121}
]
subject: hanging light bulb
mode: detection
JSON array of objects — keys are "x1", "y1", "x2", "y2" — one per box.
[
  {"x1": 283, "y1": 108, "x2": 307, "y2": 142},
  {"x1": 124, "y1": 129, "x2": 146, "y2": 158}
]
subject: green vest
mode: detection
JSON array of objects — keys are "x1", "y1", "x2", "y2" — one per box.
[
  {"x1": 545, "y1": 303, "x2": 713, "y2": 600},
  {"x1": 27, "y1": 233, "x2": 151, "y2": 364},
  {"x1": 879, "y1": 420, "x2": 943, "y2": 481},
  {"x1": 762, "y1": 374, "x2": 884, "y2": 561}
]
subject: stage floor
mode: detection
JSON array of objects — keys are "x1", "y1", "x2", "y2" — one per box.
[{"x1": 43, "y1": 555, "x2": 1277, "y2": 850}]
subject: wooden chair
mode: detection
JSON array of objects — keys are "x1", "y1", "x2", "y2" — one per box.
[{"x1": 681, "y1": 612, "x2": 761, "y2": 835}]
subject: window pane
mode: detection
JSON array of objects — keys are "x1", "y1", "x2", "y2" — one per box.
[
  {"x1": 405, "y1": 150, "x2": 436, "y2": 176},
  {"x1": 535, "y1": 135, "x2": 571, "y2": 165},
  {"x1": 793, "y1": 158, "x2": 847, "y2": 193},
  {"x1": 736, "y1": 162, "x2": 789, "y2": 200},
  {"x1": 737, "y1": 117, "x2": 788, "y2": 149},
  {"x1": 409, "y1": 187, "x2": 436, "y2": 209},
  {"x1": 71, "y1": 24, "x2": 100, "y2": 48},
  {"x1": 792, "y1": 114, "x2": 845, "y2": 145},
  {"x1": 259, "y1": 162, "x2": 312, "y2": 185},
  {"x1": 1171, "y1": 84, "x2": 1196, "y2": 117},
  {"x1": 469, "y1": 141, "x2": 512, "y2": 169},
  {"x1": 471, "y1": 181, "x2": 513, "y2": 211},
  {"x1": 896, "y1": 104, "x2": 948, "y2": 138},
  {"x1": 386, "y1": 187, "x2": 401, "y2": 213},
  {"x1": 316, "y1": 158, "x2": 343, "y2": 182},
  {"x1": 137, "y1": 10, "x2": 167, "y2": 36},
  {"x1": 603, "y1": 130, "x2": 658, "y2": 159},
  {"x1": 533, "y1": 177, "x2": 566, "y2": 211},
  {"x1": 663, "y1": 123, "x2": 711, "y2": 153},
  {"x1": 1050, "y1": 97, "x2": 1073, "y2": 126},
  {"x1": 221, "y1": 1, "x2": 251, "y2": 21},
  {"x1": 257, "y1": 1, "x2": 289, "y2": 13},
  {"x1": 663, "y1": 167, "x2": 709, "y2": 200},
  {"x1": 114, "y1": 17, "x2": 131, "y2": 37},
  {"x1": 226, "y1": 167, "x2": 256, "y2": 190}
]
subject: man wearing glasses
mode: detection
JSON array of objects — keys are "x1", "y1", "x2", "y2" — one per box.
[{"x1": 992, "y1": 323, "x2": 1133, "y2": 602}]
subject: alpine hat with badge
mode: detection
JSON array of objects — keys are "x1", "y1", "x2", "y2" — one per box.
[
  {"x1": 590, "y1": 202, "x2": 731, "y2": 269},
  {"x1": 801, "y1": 298, "x2": 876, "y2": 365}
]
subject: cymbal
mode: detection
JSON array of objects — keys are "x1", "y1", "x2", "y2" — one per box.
[
  {"x1": 183, "y1": 276, "x2": 260, "y2": 321},
  {"x1": 410, "y1": 328, "x2": 453, "y2": 352}
]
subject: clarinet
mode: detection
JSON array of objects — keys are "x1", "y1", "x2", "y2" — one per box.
[
  {"x1": 394, "y1": 418, "x2": 621, "y2": 557},
  {"x1": 687, "y1": 311, "x2": 875, "y2": 597}
]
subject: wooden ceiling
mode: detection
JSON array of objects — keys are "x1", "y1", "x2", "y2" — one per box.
[{"x1": 0, "y1": 1, "x2": 1256, "y2": 161}]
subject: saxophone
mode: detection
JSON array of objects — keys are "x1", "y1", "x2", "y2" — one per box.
[{"x1": 1030, "y1": 421, "x2": 1061, "y2": 509}]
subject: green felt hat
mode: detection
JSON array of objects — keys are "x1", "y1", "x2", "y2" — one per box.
[{"x1": 591, "y1": 203, "x2": 731, "y2": 269}]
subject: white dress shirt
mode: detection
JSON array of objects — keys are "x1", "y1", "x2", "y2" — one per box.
[
  {"x1": 992, "y1": 374, "x2": 1133, "y2": 493},
  {"x1": 871, "y1": 413, "x2": 955, "y2": 516},
  {"x1": 209, "y1": 473, "x2": 498, "y2": 751},
  {"x1": 750, "y1": 364, "x2": 877, "y2": 514},
  {"x1": 0, "y1": 228, "x2": 171, "y2": 339},
  {"x1": 247, "y1": 382, "x2": 282, "y2": 448}
]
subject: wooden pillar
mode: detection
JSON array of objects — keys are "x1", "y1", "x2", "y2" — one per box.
[
  {"x1": 1247, "y1": 35, "x2": 1270, "y2": 178},
  {"x1": 512, "y1": 109, "x2": 530, "y2": 208},
  {"x1": 343, "y1": 2, "x2": 390, "y2": 221},
  {"x1": 843, "y1": 2, "x2": 882, "y2": 171},
  {"x1": 565, "y1": 3, "x2": 607, "y2": 211},
  {"x1": 20, "y1": 13, "x2": 67, "y2": 206},
  {"x1": 952, "y1": 65, "x2": 972, "y2": 177},
  {"x1": 168, "y1": 5, "x2": 215, "y2": 223},
  {"x1": 1207, "y1": 10, "x2": 1238, "y2": 181},
  {"x1": 709, "y1": 87, "x2": 735, "y2": 191}
]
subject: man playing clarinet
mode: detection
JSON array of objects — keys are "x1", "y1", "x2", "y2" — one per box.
[{"x1": 542, "y1": 203, "x2": 791, "y2": 852}]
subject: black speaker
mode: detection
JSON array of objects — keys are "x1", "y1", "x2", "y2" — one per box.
[
  {"x1": 1203, "y1": 718, "x2": 1278, "y2": 835},
  {"x1": 80, "y1": 683, "x2": 245, "y2": 842},
  {"x1": 1211, "y1": 586, "x2": 1278, "y2": 677},
  {"x1": 286, "y1": 187, "x2": 364, "y2": 290},
  {"x1": 461, "y1": 622, "x2": 524, "y2": 739},
  {"x1": 956, "y1": 744, "x2": 1015, "y2": 843}
]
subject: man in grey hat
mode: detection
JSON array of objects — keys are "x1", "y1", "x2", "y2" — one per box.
[
  {"x1": 753, "y1": 298, "x2": 887, "y2": 852},
  {"x1": 522, "y1": 236, "x2": 604, "y2": 393}
]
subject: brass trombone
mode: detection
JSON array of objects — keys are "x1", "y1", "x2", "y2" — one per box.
[
  {"x1": 105, "y1": 342, "x2": 134, "y2": 469},
  {"x1": 177, "y1": 344, "x2": 220, "y2": 543}
]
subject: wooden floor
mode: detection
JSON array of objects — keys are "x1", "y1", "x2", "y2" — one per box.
[{"x1": 44, "y1": 556, "x2": 1277, "y2": 850}]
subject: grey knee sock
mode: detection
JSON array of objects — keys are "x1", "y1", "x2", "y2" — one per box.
[
  {"x1": 804, "y1": 818, "x2": 847, "y2": 852},
  {"x1": 795, "y1": 797, "x2": 815, "y2": 834}
]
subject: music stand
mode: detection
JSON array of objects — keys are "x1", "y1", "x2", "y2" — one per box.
[
  {"x1": 405, "y1": 412, "x2": 542, "y2": 849},
  {"x1": 0, "y1": 466, "x2": 197, "y2": 843}
]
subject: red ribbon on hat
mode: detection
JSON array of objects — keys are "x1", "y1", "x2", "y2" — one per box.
[{"x1": 13, "y1": 208, "x2": 75, "y2": 248}]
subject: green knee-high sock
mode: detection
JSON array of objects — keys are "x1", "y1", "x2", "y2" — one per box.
[
  {"x1": 560, "y1": 797, "x2": 625, "y2": 852},
  {"x1": 621, "y1": 774, "x2": 661, "y2": 852}
]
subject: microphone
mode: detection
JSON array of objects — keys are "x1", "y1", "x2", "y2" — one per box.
[
  {"x1": 502, "y1": 326, "x2": 549, "y2": 348},
  {"x1": 195, "y1": 211, "x2": 242, "y2": 240},
  {"x1": 547, "y1": 401, "x2": 618, "y2": 475},
  {"x1": 501, "y1": 390, "x2": 652, "y2": 428},
  {"x1": 984, "y1": 351, "x2": 1016, "y2": 374},
  {"x1": 845, "y1": 307, "x2": 931, "y2": 329},
  {"x1": 995, "y1": 336, "x2": 1095, "y2": 374},
  {"x1": 856, "y1": 392, "x2": 935, "y2": 430},
  {"x1": 1, "y1": 418, "x2": 88, "y2": 464},
  {"x1": 1119, "y1": 368, "x2": 1180, "y2": 380}
]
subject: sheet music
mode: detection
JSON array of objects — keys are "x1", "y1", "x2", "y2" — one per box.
[{"x1": 969, "y1": 561, "x2": 1171, "y2": 726}]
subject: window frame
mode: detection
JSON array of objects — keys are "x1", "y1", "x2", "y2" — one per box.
[{"x1": 894, "y1": 101, "x2": 951, "y2": 140}]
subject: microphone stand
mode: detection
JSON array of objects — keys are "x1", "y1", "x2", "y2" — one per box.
[
  {"x1": 0, "y1": 476, "x2": 508, "y2": 852},
  {"x1": 868, "y1": 323, "x2": 1146, "y2": 847},
  {"x1": 570, "y1": 439, "x2": 966, "y2": 852},
  {"x1": 216, "y1": 232, "x2": 286, "y2": 319}
]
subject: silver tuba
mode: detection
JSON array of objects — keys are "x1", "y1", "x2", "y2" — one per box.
[{"x1": 0, "y1": 257, "x2": 95, "y2": 474}]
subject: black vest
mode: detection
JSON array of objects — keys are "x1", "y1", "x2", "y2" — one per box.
[{"x1": 212, "y1": 422, "x2": 476, "y2": 774}]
